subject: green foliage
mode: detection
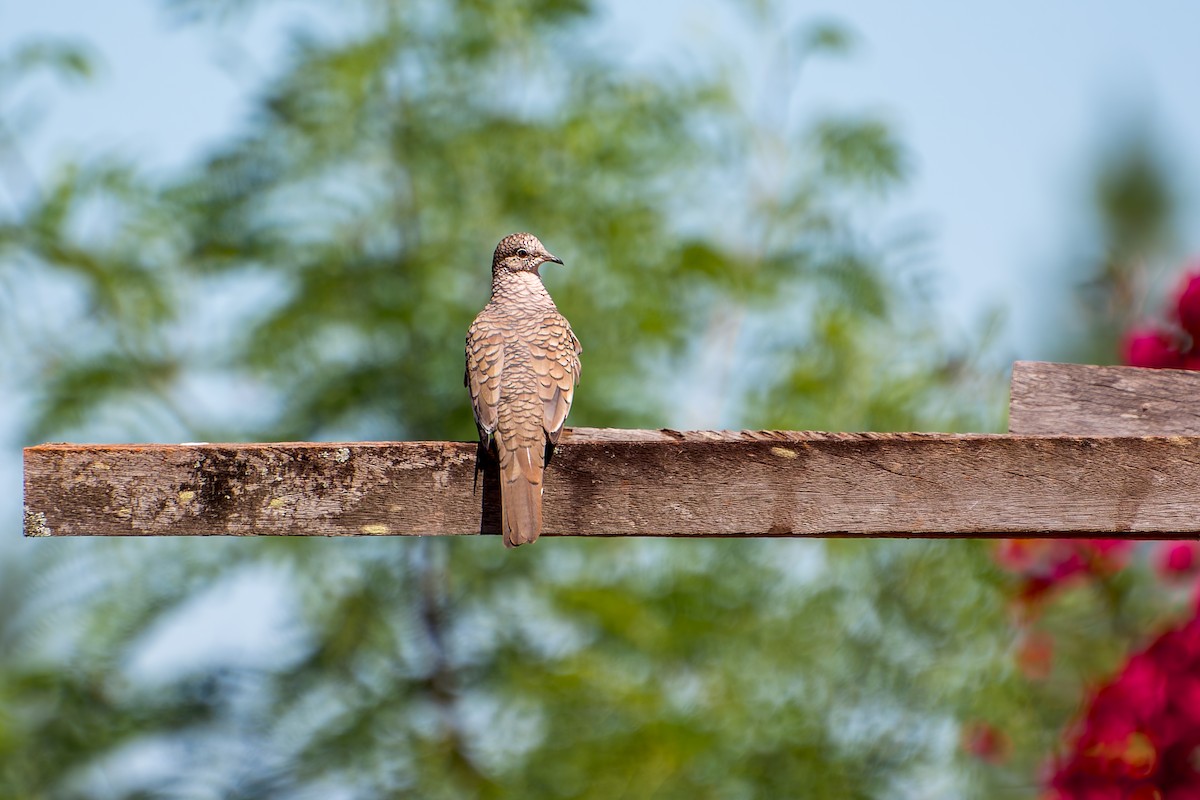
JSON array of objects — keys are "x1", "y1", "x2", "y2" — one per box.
[
  {"x1": 1, "y1": 2, "x2": 1016, "y2": 798},
  {"x1": 813, "y1": 117, "x2": 907, "y2": 192},
  {"x1": 0, "y1": 543, "x2": 224, "y2": 800}
]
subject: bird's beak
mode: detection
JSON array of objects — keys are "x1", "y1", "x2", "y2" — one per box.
[{"x1": 543, "y1": 253, "x2": 564, "y2": 265}]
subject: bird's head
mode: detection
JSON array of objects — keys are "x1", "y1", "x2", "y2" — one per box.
[{"x1": 492, "y1": 232, "x2": 564, "y2": 275}]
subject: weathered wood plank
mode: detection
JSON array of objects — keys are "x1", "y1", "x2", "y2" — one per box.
[
  {"x1": 23, "y1": 428, "x2": 1200, "y2": 538},
  {"x1": 1010, "y1": 361, "x2": 1200, "y2": 435}
]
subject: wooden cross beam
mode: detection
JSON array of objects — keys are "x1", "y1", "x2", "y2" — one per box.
[{"x1": 22, "y1": 361, "x2": 1200, "y2": 539}]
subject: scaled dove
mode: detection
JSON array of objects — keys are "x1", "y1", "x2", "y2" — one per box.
[{"x1": 465, "y1": 233, "x2": 581, "y2": 547}]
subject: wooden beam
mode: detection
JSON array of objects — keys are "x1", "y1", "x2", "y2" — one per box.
[
  {"x1": 23, "y1": 429, "x2": 1200, "y2": 538},
  {"x1": 1010, "y1": 361, "x2": 1200, "y2": 436}
]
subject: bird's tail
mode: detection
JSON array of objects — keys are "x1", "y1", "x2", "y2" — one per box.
[{"x1": 498, "y1": 442, "x2": 544, "y2": 548}]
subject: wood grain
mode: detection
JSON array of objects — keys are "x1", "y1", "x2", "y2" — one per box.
[
  {"x1": 24, "y1": 428, "x2": 1200, "y2": 538},
  {"x1": 1010, "y1": 361, "x2": 1200, "y2": 435}
]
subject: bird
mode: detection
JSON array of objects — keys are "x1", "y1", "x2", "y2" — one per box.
[{"x1": 465, "y1": 233, "x2": 581, "y2": 547}]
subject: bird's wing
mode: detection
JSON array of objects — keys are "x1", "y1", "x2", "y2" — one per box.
[
  {"x1": 531, "y1": 314, "x2": 581, "y2": 445},
  {"x1": 465, "y1": 316, "x2": 504, "y2": 438}
]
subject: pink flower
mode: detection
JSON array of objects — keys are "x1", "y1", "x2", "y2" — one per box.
[
  {"x1": 963, "y1": 720, "x2": 1011, "y2": 764},
  {"x1": 1156, "y1": 542, "x2": 1200, "y2": 581},
  {"x1": 1174, "y1": 269, "x2": 1200, "y2": 341},
  {"x1": 1123, "y1": 329, "x2": 1185, "y2": 370}
]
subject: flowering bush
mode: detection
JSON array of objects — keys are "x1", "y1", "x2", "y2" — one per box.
[
  {"x1": 1047, "y1": 609, "x2": 1200, "y2": 798},
  {"x1": 993, "y1": 536, "x2": 1200, "y2": 797},
  {"x1": 994, "y1": 535, "x2": 1200, "y2": 797}
]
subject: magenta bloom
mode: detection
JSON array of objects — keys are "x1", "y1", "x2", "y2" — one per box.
[
  {"x1": 1156, "y1": 542, "x2": 1200, "y2": 581},
  {"x1": 1123, "y1": 329, "x2": 1184, "y2": 370},
  {"x1": 1175, "y1": 270, "x2": 1200, "y2": 341}
]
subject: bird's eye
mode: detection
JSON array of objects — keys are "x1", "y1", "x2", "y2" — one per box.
[{"x1": 516, "y1": 248, "x2": 529, "y2": 258}]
